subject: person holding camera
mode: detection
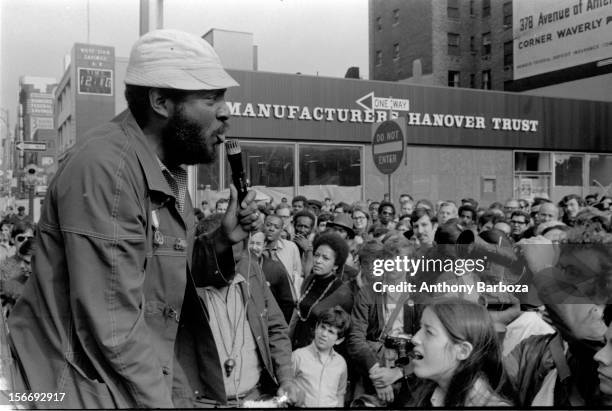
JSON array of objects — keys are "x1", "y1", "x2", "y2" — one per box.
[
  {"x1": 347, "y1": 235, "x2": 426, "y2": 406},
  {"x1": 407, "y1": 298, "x2": 512, "y2": 407}
]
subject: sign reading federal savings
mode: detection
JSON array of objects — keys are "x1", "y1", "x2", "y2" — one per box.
[{"x1": 225, "y1": 69, "x2": 612, "y2": 152}]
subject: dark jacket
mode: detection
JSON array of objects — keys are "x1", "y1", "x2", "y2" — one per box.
[
  {"x1": 261, "y1": 255, "x2": 295, "y2": 323},
  {"x1": 347, "y1": 285, "x2": 425, "y2": 375},
  {"x1": 289, "y1": 272, "x2": 353, "y2": 350},
  {"x1": 177, "y1": 252, "x2": 293, "y2": 404},
  {"x1": 504, "y1": 332, "x2": 603, "y2": 407},
  {"x1": 7, "y1": 111, "x2": 233, "y2": 408}
]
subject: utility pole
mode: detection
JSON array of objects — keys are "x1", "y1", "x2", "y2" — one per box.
[{"x1": 139, "y1": 0, "x2": 164, "y2": 35}]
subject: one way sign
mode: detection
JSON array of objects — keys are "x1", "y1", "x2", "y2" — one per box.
[
  {"x1": 356, "y1": 92, "x2": 410, "y2": 112},
  {"x1": 16, "y1": 141, "x2": 47, "y2": 152}
]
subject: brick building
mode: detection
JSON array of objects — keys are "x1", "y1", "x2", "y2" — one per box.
[{"x1": 369, "y1": 0, "x2": 514, "y2": 90}]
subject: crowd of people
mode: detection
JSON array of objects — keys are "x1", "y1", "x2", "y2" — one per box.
[
  {"x1": 187, "y1": 191, "x2": 612, "y2": 407},
  {"x1": 0, "y1": 29, "x2": 611, "y2": 409}
]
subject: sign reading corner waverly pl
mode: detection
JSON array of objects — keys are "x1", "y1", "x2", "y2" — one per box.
[{"x1": 513, "y1": 0, "x2": 612, "y2": 80}]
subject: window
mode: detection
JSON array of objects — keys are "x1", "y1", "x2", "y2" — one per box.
[
  {"x1": 589, "y1": 154, "x2": 612, "y2": 188},
  {"x1": 482, "y1": 69, "x2": 491, "y2": 89},
  {"x1": 447, "y1": 0, "x2": 459, "y2": 19},
  {"x1": 503, "y1": 1, "x2": 512, "y2": 26},
  {"x1": 470, "y1": 0, "x2": 475, "y2": 16},
  {"x1": 470, "y1": 73, "x2": 476, "y2": 88},
  {"x1": 482, "y1": 32, "x2": 491, "y2": 55},
  {"x1": 448, "y1": 33, "x2": 460, "y2": 55},
  {"x1": 376, "y1": 50, "x2": 382, "y2": 66},
  {"x1": 470, "y1": 36, "x2": 475, "y2": 53},
  {"x1": 514, "y1": 152, "x2": 552, "y2": 199},
  {"x1": 448, "y1": 71, "x2": 460, "y2": 87},
  {"x1": 482, "y1": 0, "x2": 490, "y2": 17},
  {"x1": 393, "y1": 43, "x2": 400, "y2": 61},
  {"x1": 224, "y1": 142, "x2": 294, "y2": 190},
  {"x1": 199, "y1": 142, "x2": 363, "y2": 206},
  {"x1": 376, "y1": 16, "x2": 382, "y2": 31},
  {"x1": 392, "y1": 9, "x2": 399, "y2": 25},
  {"x1": 299, "y1": 145, "x2": 361, "y2": 187},
  {"x1": 515, "y1": 152, "x2": 551, "y2": 172},
  {"x1": 555, "y1": 154, "x2": 583, "y2": 186},
  {"x1": 504, "y1": 41, "x2": 513, "y2": 66}
]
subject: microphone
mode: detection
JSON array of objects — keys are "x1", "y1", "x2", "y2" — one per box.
[{"x1": 225, "y1": 140, "x2": 249, "y2": 204}]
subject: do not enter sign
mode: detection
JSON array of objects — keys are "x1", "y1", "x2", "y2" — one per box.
[{"x1": 372, "y1": 119, "x2": 405, "y2": 175}]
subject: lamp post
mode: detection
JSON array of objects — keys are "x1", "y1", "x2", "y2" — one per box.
[{"x1": 23, "y1": 164, "x2": 39, "y2": 219}]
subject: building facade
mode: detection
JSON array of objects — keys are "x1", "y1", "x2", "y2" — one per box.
[
  {"x1": 192, "y1": 69, "x2": 612, "y2": 208},
  {"x1": 55, "y1": 43, "x2": 116, "y2": 156},
  {"x1": 369, "y1": 0, "x2": 612, "y2": 99},
  {"x1": 16, "y1": 76, "x2": 57, "y2": 197},
  {"x1": 369, "y1": 0, "x2": 513, "y2": 90}
]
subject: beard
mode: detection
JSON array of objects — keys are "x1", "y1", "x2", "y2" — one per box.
[{"x1": 161, "y1": 105, "x2": 217, "y2": 166}]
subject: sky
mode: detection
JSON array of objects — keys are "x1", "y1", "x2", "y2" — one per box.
[{"x1": 0, "y1": 0, "x2": 369, "y2": 129}]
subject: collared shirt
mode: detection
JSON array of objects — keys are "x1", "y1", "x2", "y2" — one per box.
[
  {"x1": 269, "y1": 238, "x2": 303, "y2": 299},
  {"x1": 430, "y1": 377, "x2": 510, "y2": 407},
  {"x1": 292, "y1": 343, "x2": 347, "y2": 407},
  {"x1": 156, "y1": 158, "x2": 188, "y2": 213},
  {"x1": 201, "y1": 274, "x2": 262, "y2": 398}
]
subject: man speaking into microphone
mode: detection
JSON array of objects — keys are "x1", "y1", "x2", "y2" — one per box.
[{"x1": 8, "y1": 30, "x2": 301, "y2": 408}]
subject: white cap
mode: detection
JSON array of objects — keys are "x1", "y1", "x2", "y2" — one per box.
[{"x1": 125, "y1": 29, "x2": 239, "y2": 90}]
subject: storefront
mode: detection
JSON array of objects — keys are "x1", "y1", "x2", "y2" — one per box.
[{"x1": 193, "y1": 69, "x2": 612, "y2": 207}]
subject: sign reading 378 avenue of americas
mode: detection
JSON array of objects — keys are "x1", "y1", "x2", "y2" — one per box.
[{"x1": 513, "y1": 0, "x2": 612, "y2": 80}]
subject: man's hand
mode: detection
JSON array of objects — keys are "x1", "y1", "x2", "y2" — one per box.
[
  {"x1": 369, "y1": 366, "x2": 403, "y2": 388},
  {"x1": 219, "y1": 184, "x2": 263, "y2": 245},
  {"x1": 277, "y1": 380, "x2": 304, "y2": 406},
  {"x1": 515, "y1": 235, "x2": 559, "y2": 274},
  {"x1": 293, "y1": 233, "x2": 312, "y2": 252},
  {"x1": 375, "y1": 385, "x2": 394, "y2": 404}
]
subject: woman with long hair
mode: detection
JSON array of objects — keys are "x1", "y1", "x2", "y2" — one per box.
[{"x1": 409, "y1": 298, "x2": 513, "y2": 407}]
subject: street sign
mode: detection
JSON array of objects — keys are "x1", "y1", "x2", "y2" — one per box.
[
  {"x1": 372, "y1": 119, "x2": 405, "y2": 175},
  {"x1": 16, "y1": 141, "x2": 47, "y2": 151},
  {"x1": 356, "y1": 92, "x2": 410, "y2": 112}
]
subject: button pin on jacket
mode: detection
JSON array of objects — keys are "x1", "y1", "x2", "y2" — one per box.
[
  {"x1": 174, "y1": 238, "x2": 187, "y2": 251},
  {"x1": 152, "y1": 210, "x2": 165, "y2": 246}
]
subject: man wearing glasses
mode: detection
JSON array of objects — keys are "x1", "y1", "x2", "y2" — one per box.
[
  {"x1": 509, "y1": 210, "x2": 531, "y2": 242},
  {"x1": 377, "y1": 201, "x2": 396, "y2": 230}
]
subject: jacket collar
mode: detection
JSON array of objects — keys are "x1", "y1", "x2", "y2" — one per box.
[{"x1": 115, "y1": 110, "x2": 175, "y2": 198}]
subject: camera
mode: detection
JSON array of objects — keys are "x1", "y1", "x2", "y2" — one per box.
[{"x1": 383, "y1": 334, "x2": 414, "y2": 366}]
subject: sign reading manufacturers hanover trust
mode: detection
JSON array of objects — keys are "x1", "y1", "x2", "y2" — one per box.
[{"x1": 227, "y1": 92, "x2": 539, "y2": 132}]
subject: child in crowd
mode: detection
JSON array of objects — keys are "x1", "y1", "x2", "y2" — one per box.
[{"x1": 291, "y1": 306, "x2": 350, "y2": 407}]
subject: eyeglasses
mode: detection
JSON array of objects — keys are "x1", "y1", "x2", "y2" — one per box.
[
  {"x1": 16, "y1": 234, "x2": 33, "y2": 242},
  {"x1": 510, "y1": 220, "x2": 527, "y2": 225}
]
